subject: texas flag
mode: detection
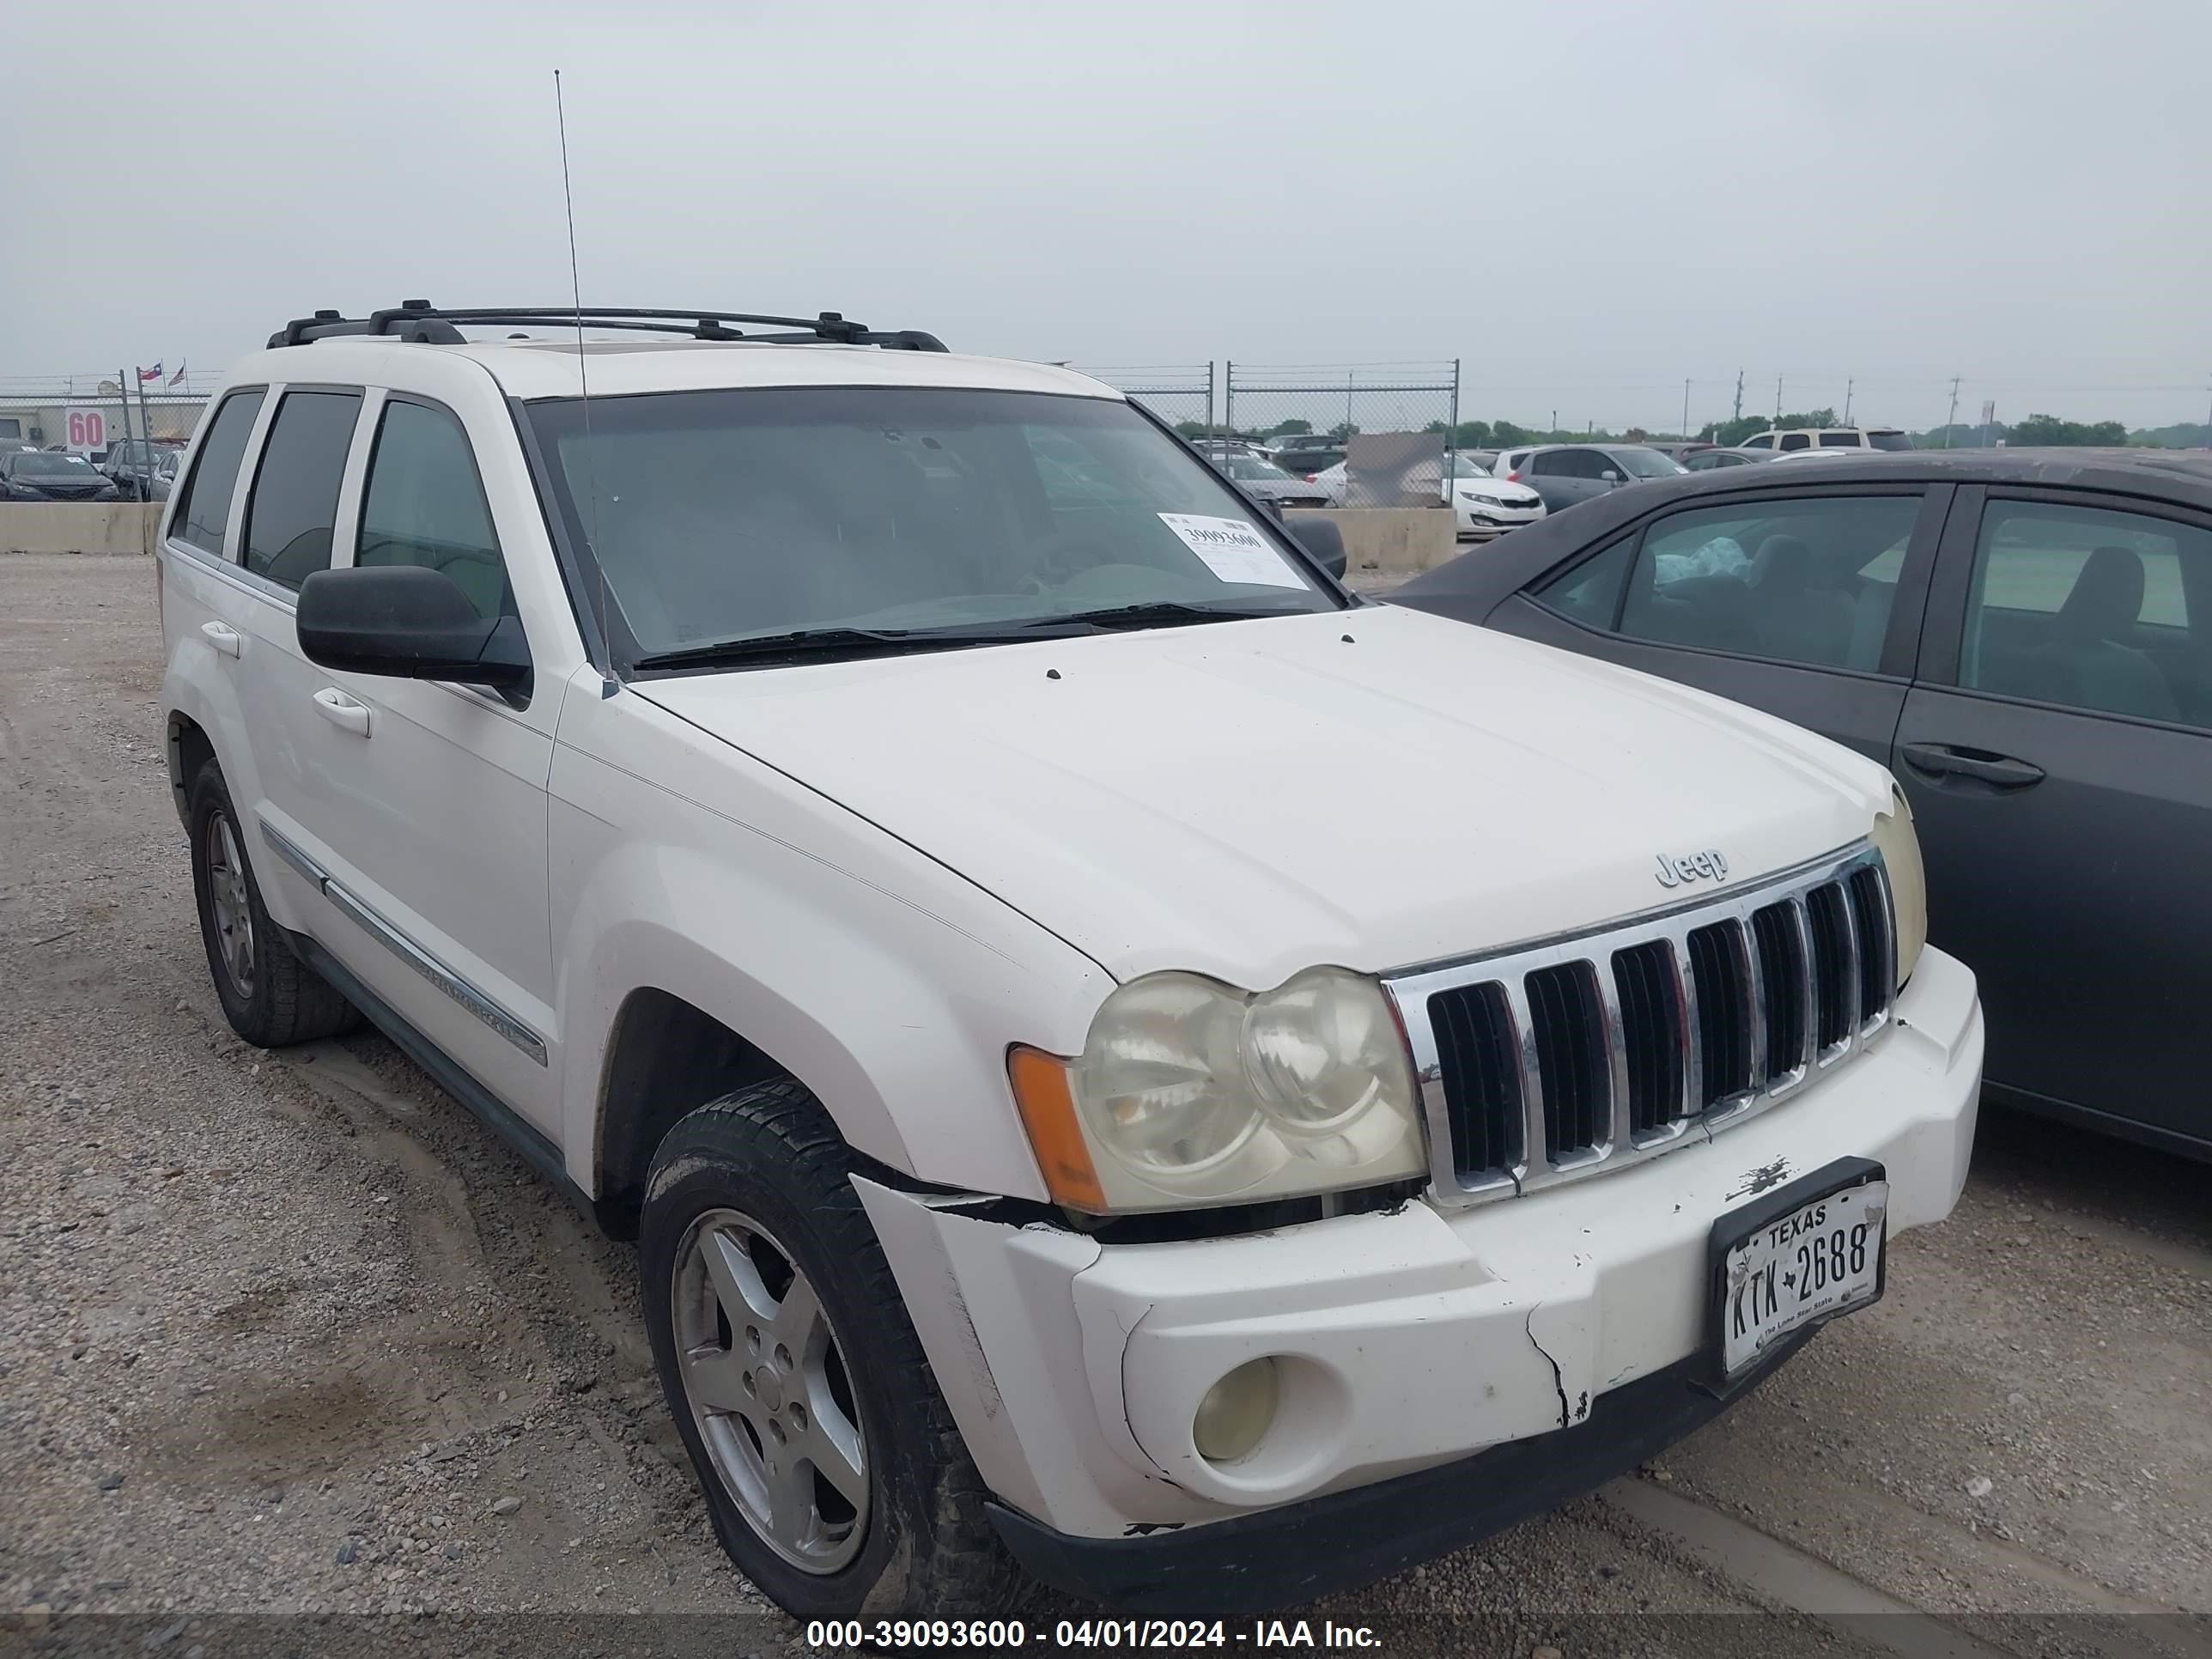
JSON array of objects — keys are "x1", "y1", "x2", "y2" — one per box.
[{"x1": 137, "y1": 363, "x2": 164, "y2": 383}]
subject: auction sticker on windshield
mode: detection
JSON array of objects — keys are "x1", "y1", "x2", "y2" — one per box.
[
  {"x1": 1157, "y1": 514, "x2": 1308, "y2": 589},
  {"x1": 1712, "y1": 1162, "x2": 1887, "y2": 1378}
]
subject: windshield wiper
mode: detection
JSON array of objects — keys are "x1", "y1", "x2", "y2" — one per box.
[
  {"x1": 1047, "y1": 599, "x2": 1315, "y2": 630},
  {"x1": 630, "y1": 620, "x2": 1097, "y2": 672}
]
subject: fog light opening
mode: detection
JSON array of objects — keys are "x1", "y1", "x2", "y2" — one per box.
[{"x1": 1192, "y1": 1357, "x2": 1280, "y2": 1465}]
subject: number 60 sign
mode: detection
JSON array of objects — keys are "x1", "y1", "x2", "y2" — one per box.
[{"x1": 64, "y1": 408, "x2": 108, "y2": 451}]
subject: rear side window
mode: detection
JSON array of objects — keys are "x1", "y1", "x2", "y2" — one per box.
[
  {"x1": 1614, "y1": 495, "x2": 1923, "y2": 671},
  {"x1": 356, "y1": 399, "x2": 512, "y2": 621},
  {"x1": 170, "y1": 389, "x2": 265, "y2": 557},
  {"x1": 1961, "y1": 501, "x2": 2204, "y2": 726},
  {"x1": 243, "y1": 390, "x2": 362, "y2": 591}
]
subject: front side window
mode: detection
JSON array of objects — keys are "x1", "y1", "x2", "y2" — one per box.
[
  {"x1": 1778, "y1": 432, "x2": 1811, "y2": 453},
  {"x1": 527, "y1": 387, "x2": 1336, "y2": 664},
  {"x1": 1613, "y1": 495, "x2": 1922, "y2": 670},
  {"x1": 356, "y1": 400, "x2": 512, "y2": 620},
  {"x1": 1534, "y1": 537, "x2": 1636, "y2": 629},
  {"x1": 171, "y1": 388, "x2": 265, "y2": 557},
  {"x1": 242, "y1": 390, "x2": 362, "y2": 590},
  {"x1": 1961, "y1": 501, "x2": 2203, "y2": 726}
]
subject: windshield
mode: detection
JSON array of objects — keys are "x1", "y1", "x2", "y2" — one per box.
[
  {"x1": 1867, "y1": 431, "x2": 1912, "y2": 452},
  {"x1": 1226, "y1": 456, "x2": 1294, "y2": 481},
  {"x1": 528, "y1": 387, "x2": 1335, "y2": 662},
  {"x1": 1445, "y1": 455, "x2": 1494, "y2": 478},
  {"x1": 1613, "y1": 447, "x2": 1689, "y2": 479},
  {"x1": 9, "y1": 453, "x2": 97, "y2": 477}
]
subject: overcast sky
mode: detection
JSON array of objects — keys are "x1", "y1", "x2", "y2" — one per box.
[{"x1": 9, "y1": 0, "x2": 2209, "y2": 434}]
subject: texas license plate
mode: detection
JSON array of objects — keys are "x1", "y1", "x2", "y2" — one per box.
[{"x1": 1711, "y1": 1160, "x2": 1888, "y2": 1379}]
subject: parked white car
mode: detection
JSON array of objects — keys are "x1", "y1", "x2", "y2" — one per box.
[
  {"x1": 1739, "y1": 426, "x2": 1912, "y2": 455},
  {"x1": 1441, "y1": 453, "x2": 1545, "y2": 539},
  {"x1": 157, "y1": 304, "x2": 1980, "y2": 1622}
]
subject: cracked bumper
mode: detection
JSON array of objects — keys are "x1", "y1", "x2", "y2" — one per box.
[{"x1": 858, "y1": 946, "x2": 1980, "y2": 1552}]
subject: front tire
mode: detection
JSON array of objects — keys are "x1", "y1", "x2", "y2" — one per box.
[
  {"x1": 641, "y1": 1080, "x2": 1026, "y2": 1620},
  {"x1": 187, "y1": 758, "x2": 359, "y2": 1046}
]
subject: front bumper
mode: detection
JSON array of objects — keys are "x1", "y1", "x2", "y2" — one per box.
[
  {"x1": 1453, "y1": 500, "x2": 1545, "y2": 538},
  {"x1": 856, "y1": 946, "x2": 1980, "y2": 1595}
]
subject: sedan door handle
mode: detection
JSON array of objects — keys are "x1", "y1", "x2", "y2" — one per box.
[
  {"x1": 312, "y1": 687, "x2": 372, "y2": 738},
  {"x1": 200, "y1": 621, "x2": 242, "y2": 659},
  {"x1": 1900, "y1": 742, "x2": 2045, "y2": 788}
]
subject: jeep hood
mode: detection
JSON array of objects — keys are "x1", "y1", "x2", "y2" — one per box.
[{"x1": 634, "y1": 605, "x2": 1894, "y2": 988}]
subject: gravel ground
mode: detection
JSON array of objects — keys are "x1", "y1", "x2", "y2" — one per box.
[{"x1": 2, "y1": 552, "x2": 2206, "y2": 1659}]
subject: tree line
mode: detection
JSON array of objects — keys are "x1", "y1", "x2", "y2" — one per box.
[{"x1": 1171, "y1": 410, "x2": 2209, "y2": 451}]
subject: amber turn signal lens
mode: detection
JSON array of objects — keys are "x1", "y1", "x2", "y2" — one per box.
[{"x1": 1006, "y1": 1046, "x2": 1107, "y2": 1212}]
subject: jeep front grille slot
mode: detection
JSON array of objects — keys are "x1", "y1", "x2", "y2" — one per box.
[
  {"x1": 1388, "y1": 842, "x2": 1895, "y2": 1206},
  {"x1": 1806, "y1": 883, "x2": 1856, "y2": 1053},
  {"x1": 1845, "y1": 867, "x2": 1893, "y2": 1035},
  {"x1": 1425, "y1": 981, "x2": 1522, "y2": 1182},
  {"x1": 1525, "y1": 962, "x2": 1609, "y2": 1158},
  {"x1": 1611, "y1": 940, "x2": 1683, "y2": 1137},
  {"x1": 1750, "y1": 901, "x2": 1808, "y2": 1085}
]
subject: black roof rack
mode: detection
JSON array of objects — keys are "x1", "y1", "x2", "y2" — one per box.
[{"x1": 268, "y1": 301, "x2": 947, "y2": 352}]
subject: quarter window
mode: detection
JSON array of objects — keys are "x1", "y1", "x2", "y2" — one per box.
[
  {"x1": 1614, "y1": 495, "x2": 1922, "y2": 670},
  {"x1": 1817, "y1": 432, "x2": 1862, "y2": 448},
  {"x1": 356, "y1": 400, "x2": 513, "y2": 620},
  {"x1": 1960, "y1": 501, "x2": 2205, "y2": 728},
  {"x1": 242, "y1": 390, "x2": 362, "y2": 591},
  {"x1": 170, "y1": 389, "x2": 265, "y2": 557}
]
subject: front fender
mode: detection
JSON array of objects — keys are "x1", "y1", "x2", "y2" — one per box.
[{"x1": 549, "y1": 678, "x2": 1115, "y2": 1201}]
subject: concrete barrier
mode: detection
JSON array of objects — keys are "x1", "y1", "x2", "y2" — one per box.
[
  {"x1": 1, "y1": 503, "x2": 161, "y2": 556},
  {"x1": 1285, "y1": 506, "x2": 1457, "y2": 575}
]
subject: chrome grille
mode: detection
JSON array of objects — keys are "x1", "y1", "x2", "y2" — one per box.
[{"x1": 1387, "y1": 843, "x2": 1895, "y2": 1206}]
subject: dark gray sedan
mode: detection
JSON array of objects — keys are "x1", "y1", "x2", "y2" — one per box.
[
  {"x1": 1393, "y1": 447, "x2": 2212, "y2": 1160},
  {"x1": 1493, "y1": 443, "x2": 1688, "y2": 512}
]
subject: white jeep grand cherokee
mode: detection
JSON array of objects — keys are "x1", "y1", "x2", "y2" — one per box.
[{"x1": 156, "y1": 303, "x2": 1982, "y2": 1620}]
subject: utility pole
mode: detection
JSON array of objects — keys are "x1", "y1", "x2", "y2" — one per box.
[
  {"x1": 1774, "y1": 374, "x2": 1784, "y2": 424},
  {"x1": 1945, "y1": 375, "x2": 1961, "y2": 447},
  {"x1": 1844, "y1": 378, "x2": 1854, "y2": 424},
  {"x1": 1680, "y1": 378, "x2": 1691, "y2": 439},
  {"x1": 1550, "y1": 407, "x2": 1557, "y2": 436},
  {"x1": 1732, "y1": 369, "x2": 1744, "y2": 424}
]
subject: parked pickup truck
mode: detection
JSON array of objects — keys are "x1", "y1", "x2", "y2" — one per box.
[{"x1": 157, "y1": 301, "x2": 1982, "y2": 1622}]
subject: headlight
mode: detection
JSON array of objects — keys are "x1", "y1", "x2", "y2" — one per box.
[
  {"x1": 1869, "y1": 786, "x2": 1926, "y2": 989},
  {"x1": 1008, "y1": 969, "x2": 1425, "y2": 1212}
]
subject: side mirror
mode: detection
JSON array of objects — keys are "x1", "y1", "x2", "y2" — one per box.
[
  {"x1": 1285, "y1": 515, "x2": 1348, "y2": 580},
  {"x1": 297, "y1": 565, "x2": 532, "y2": 702},
  {"x1": 1601, "y1": 470, "x2": 1623, "y2": 484}
]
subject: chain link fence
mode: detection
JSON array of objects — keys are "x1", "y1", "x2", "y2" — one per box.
[
  {"x1": 1224, "y1": 362, "x2": 1461, "y2": 506},
  {"x1": 0, "y1": 373, "x2": 211, "y2": 457},
  {"x1": 1069, "y1": 364, "x2": 1216, "y2": 437}
]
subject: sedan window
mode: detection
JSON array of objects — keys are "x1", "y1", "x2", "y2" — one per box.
[
  {"x1": 1960, "y1": 501, "x2": 2205, "y2": 727},
  {"x1": 1613, "y1": 495, "x2": 1923, "y2": 670}
]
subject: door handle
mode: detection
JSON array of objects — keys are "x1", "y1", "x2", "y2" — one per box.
[
  {"x1": 1899, "y1": 742, "x2": 2045, "y2": 788},
  {"x1": 200, "y1": 621, "x2": 242, "y2": 659},
  {"x1": 313, "y1": 687, "x2": 372, "y2": 738}
]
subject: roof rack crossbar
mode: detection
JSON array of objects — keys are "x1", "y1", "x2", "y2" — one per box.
[{"x1": 268, "y1": 304, "x2": 946, "y2": 351}]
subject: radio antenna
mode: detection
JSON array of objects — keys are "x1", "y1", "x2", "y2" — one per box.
[{"x1": 553, "y1": 68, "x2": 616, "y2": 688}]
